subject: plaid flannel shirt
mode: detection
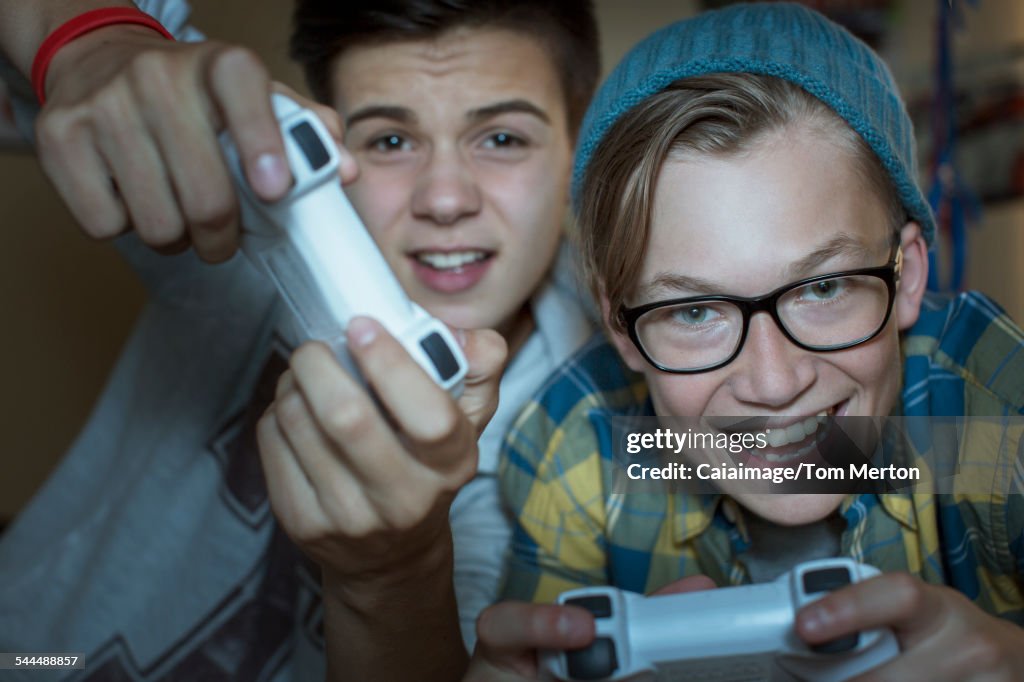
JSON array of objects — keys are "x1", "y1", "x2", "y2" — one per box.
[{"x1": 500, "y1": 291, "x2": 1024, "y2": 624}]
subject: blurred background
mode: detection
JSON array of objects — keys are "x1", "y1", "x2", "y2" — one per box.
[{"x1": 2, "y1": 0, "x2": 1022, "y2": 523}]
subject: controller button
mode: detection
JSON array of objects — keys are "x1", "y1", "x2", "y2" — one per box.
[
  {"x1": 289, "y1": 121, "x2": 330, "y2": 171},
  {"x1": 565, "y1": 595, "x2": 612, "y2": 619},
  {"x1": 566, "y1": 637, "x2": 617, "y2": 680},
  {"x1": 420, "y1": 332, "x2": 460, "y2": 382},
  {"x1": 802, "y1": 567, "x2": 851, "y2": 595}
]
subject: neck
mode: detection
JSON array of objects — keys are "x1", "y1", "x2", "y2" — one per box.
[{"x1": 498, "y1": 304, "x2": 536, "y2": 359}]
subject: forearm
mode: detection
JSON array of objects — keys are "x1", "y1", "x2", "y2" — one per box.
[
  {"x1": 321, "y1": 528, "x2": 469, "y2": 682},
  {"x1": 0, "y1": 0, "x2": 135, "y2": 77}
]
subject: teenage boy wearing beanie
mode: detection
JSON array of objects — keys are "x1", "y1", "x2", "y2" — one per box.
[{"x1": 467, "y1": 4, "x2": 1024, "y2": 680}]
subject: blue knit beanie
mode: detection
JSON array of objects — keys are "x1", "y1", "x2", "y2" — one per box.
[{"x1": 573, "y1": 2, "x2": 935, "y2": 244}]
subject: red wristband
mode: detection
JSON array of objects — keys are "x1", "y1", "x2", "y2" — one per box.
[{"x1": 31, "y1": 7, "x2": 175, "y2": 105}]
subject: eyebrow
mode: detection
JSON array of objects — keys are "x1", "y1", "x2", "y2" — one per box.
[
  {"x1": 633, "y1": 232, "x2": 884, "y2": 302},
  {"x1": 346, "y1": 99, "x2": 550, "y2": 129},
  {"x1": 782, "y1": 233, "x2": 880, "y2": 279},
  {"x1": 467, "y1": 99, "x2": 550, "y2": 125},
  {"x1": 636, "y1": 273, "x2": 724, "y2": 301},
  {"x1": 346, "y1": 105, "x2": 417, "y2": 128}
]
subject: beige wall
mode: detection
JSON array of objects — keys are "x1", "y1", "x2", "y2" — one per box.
[
  {"x1": 887, "y1": 1, "x2": 1024, "y2": 321},
  {"x1": 2, "y1": 1, "x2": 1021, "y2": 521},
  {"x1": 595, "y1": 1, "x2": 698, "y2": 70}
]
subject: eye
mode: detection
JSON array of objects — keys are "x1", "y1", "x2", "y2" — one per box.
[
  {"x1": 671, "y1": 305, "x2": 714, "y2": 325},
  {"x1": 482, "y1": 131, "x2": 527, "y2": 149},
  {"x1": 801, "y1": 278, "x2": 846, "y2": 301},
  {"x1": 369, "y1": 133, "x2": 412, "y2": 153}
]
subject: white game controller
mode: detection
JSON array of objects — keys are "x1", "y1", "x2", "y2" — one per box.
[
  {"x1": 219, "y1": 93, "x2": 467, "y2": 395},
  {"x1": 541, "y1": 558, "x2": 899, "y2": 681}
]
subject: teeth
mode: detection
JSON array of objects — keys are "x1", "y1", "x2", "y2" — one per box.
[
  {"x1": 764, "y1": 410, "x2": 834, "y2": 449},
  {"x1": 784, "y1": 422, "x2": 804, "y2": 444},
  {"x1": 765, "y1": 437, "x2": 819, "y2": 462},
  {"x1": 765, "y1": 449, "x2": 805, "y2": 463},
  {"x1": 722, "y1": 404, "x2": 842, "y2": 462},
  {"x1": 416, "y1": 250, "x2": 488, "y2": 270}
]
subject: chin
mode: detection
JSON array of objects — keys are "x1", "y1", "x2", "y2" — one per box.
[
  {"x1": 732, "y1": 493, "x2": 845, "y2": 526},
  {"x1": 417, "y1": 300, "x2": 485, "y2": 330}
]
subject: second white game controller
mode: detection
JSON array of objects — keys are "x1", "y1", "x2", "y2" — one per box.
[
  {"x1": 541, "y1": 558, "x2": 899, "y2": 681},
  {"x1": 219, "y1": 94, "x2": 467, "y2": 395}
]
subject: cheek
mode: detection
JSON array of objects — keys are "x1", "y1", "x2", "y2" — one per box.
[
  {"x1": 821, "y1": 328, "x2": 903, "y2": 413},
  {"x1": 344, "y1": 168, "x2": 411, "y2": 242},
  {"x1": 478, "y1": 151, "x2": 571, "y2": 231},
  {"x1": 646, "y1": 373, "x2": 719, "y2": 417}
]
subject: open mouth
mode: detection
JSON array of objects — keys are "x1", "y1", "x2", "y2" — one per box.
[
  {"x1": 760, "y1": 409, "x2": 833, "y2": 462},
  {"x1": 760, "y1": 418, "x2": 829, "y2": 463},
  {"x1": 411, "y1": 249, "x2": 494, "y2": 273},
  {"x1": 708, "y1": 400, "x2": 849, "y2": 467}
]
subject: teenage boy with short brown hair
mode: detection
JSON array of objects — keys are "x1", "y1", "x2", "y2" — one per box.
[{"x1": 0, "y1": 1, "x2": 599, "y2": 679}]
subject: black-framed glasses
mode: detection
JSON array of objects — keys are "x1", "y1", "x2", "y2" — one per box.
[{"x1": 618, "y1": 246, "x2": 903, "y2": 374}]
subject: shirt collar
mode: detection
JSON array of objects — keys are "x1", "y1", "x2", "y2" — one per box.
[
  {"x1": 842, "y1": 491, "x2": 918, "y2": 532},
  {"x1": 671, "y1": 493, "x2": 723, "y2": 545},
  {"x1": 668, "y1": 486, "x2": 919, "y2": 548}
]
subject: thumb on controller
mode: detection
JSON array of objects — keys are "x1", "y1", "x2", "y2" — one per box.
[{"x1": 452, "y1": 328, "x2": 507, "y2": 437}]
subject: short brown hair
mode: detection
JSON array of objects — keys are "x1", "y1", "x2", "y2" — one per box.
[
  {"x1": 289, "y1": 0, "x2": 600, "y2": 135},
  {"x1": 577, "y1": 73, "x2": 905, "y2": 330}
]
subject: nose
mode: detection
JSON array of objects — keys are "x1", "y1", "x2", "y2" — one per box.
[
  {"x1": 728, "y1": 312, "x2": 815, "y2": 409},
  {"x1": 411, "y1": 144, "x2": 482, "y2": 225}
]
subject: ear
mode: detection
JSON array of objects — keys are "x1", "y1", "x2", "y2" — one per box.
[
  {"x1": 894, "y1": 221, "x2": 929, "y2": 331},
  {"x1": 600, "y1": 295, "x2": 649, "y2": 373}
]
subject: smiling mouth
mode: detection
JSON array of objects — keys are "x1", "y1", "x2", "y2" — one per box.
[
  {"x1": 412, "y1": 250, "x2": 493, "y2": 272},
  {"x1": 760, "y1": 418, "x2": 830, "y2": 462},
  {"x1": 709, "y1": 401, "x2": 847, "y2": 464}
]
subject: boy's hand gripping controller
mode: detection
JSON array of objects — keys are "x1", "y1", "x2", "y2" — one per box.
[
  {"x1": 542, "y1": 558, "x2": 899, "y2": 681},
  {"x1": 219, "y1": 94, "x2": 467, "y2": 395}
]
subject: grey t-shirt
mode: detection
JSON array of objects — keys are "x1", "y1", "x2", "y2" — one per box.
[{"x1": 740, "y1": 509, "x2": 845, "y2": 584}]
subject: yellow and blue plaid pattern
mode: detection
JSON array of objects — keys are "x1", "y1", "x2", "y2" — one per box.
[{"x1": 500, "y1": 292, "x2": 1024, "y2": 624}]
